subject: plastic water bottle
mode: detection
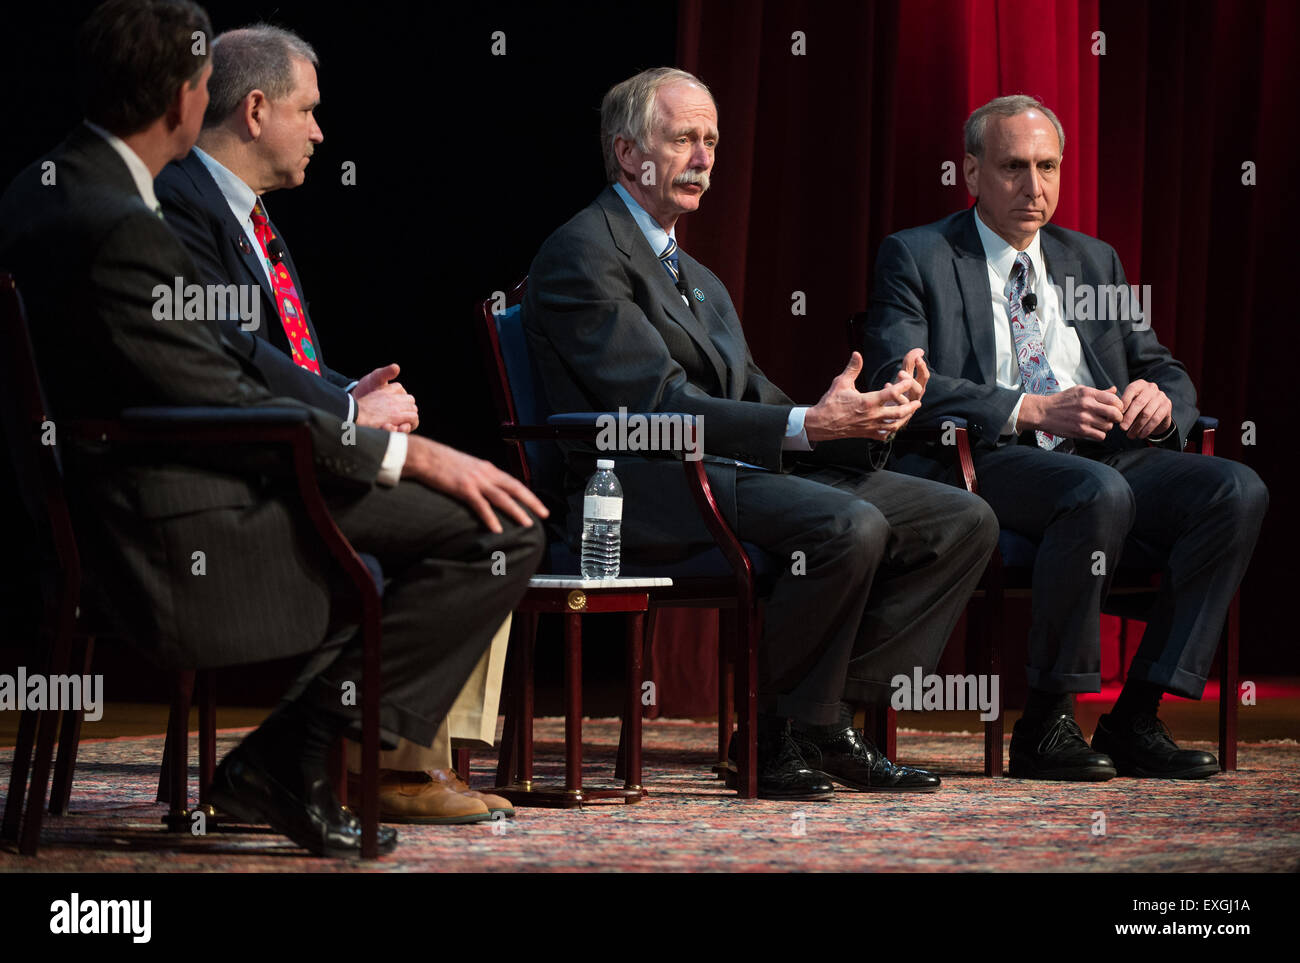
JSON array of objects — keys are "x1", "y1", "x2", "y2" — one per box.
[{"x1": 580, "y1": 458, "x2": 622, "y2": 579}]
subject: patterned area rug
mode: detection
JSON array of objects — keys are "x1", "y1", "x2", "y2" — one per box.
[{"x1": 2, "y1": 719, "x2": 1298, "y2": 872}]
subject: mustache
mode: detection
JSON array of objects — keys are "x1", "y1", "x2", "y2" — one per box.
[{"x1": 674, "y1": 170, "x2": 710, "y2": 191}]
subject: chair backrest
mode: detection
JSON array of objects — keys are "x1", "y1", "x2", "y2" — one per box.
[
  {"x1": 475, "y1": 277, "x2": 564, "y2": 492},
  {"x1": 0, "y1": 272, "x2": 81, "y2": 617}
]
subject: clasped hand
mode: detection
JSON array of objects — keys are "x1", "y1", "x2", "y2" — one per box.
[
  {"x1": 1019, "y1": 380, "x2": 1171, "y2": 441},
  {"x1": 353, "y1": 362, "x2": 419, "y2": 432}
]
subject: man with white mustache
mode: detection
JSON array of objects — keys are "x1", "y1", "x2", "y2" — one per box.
[{"x1": 524, "y1": 67, "x2": 999, "y2": 800}]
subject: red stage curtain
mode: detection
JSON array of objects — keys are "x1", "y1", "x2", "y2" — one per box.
[{"x1": 647, "y1": 0, "x2": 1297, "y2": 717}]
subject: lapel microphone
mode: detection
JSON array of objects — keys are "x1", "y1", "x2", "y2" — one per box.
[
  {"x1": 266, "y1": 237, "x2": 288, "y2": 265},
  {"x1": 1021, "y1": 292, "x2": 1038, "y2": 314}
]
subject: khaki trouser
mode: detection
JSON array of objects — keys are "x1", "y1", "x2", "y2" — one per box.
[{"x1": 346, "y1": 615, "x2": 509, "y2": 772}]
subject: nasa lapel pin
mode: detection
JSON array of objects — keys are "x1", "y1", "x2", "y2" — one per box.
[
  {"x1": 235, "y1": 234, "x2": 252, "y2": 255},
  {"x1": 693, "y1": 287, "x2": 705, "y2": 302}
]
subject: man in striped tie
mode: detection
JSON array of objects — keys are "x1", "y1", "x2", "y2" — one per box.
[{"x1": 526, "y1": 68, "x2": 1001, "y2": 801}]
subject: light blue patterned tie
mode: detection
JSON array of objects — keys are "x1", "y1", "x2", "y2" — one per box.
[{"x1": 1007, "y1": 252, "x2": 1064, "y2": 450}]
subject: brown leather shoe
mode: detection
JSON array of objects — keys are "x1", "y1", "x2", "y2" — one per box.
[
  {"x1": 347, "y1": 769, "x2": 491, "y2": 824},
  {"x1": 432, "y1": 769, "x2": 516, "y2": 818}
]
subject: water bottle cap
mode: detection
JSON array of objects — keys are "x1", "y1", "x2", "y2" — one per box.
[{"x1": 596, "y1": 459, "x2": 615, "y2": 469}]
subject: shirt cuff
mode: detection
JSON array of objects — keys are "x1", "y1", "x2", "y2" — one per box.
[
  {"x1": 781, "y1": 406, "x2": 814, "y2": 451},
  {"x1": 1148, "y1": 421, "x2": 1178, "y2": 444},
  {"x1": 344, "y1": 380, "x2": 359, "y2": 393},
  {"x1": 376, "y1": 430, "x2": 408, "y2": 487},
  {"x1": 1004, "y1": 393, "x2": 1026, "y2": 436}
]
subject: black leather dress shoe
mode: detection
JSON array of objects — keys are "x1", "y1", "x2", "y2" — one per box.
[
  {"x1": 726, "y1": 719, "x2": 835, "y2": 800},
  {"x1": 210, "y1": 746, "x2": 399, "y2": 858},
  {"x1": 1092, "y1": 712, "x2": 1218, "y2": 778},
  {"x1": 790, "y1": 725, "x2": 941, "y2": 792},
  {"x1": 1009, "y1": 712, "x2": 1117, "y2": 781}
]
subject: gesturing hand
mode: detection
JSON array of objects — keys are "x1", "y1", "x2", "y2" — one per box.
[
  {"x1": 353, "y1": 363, "x2": 419, "y2": 432},
  {"x1": 804, "y1": 351, "x2": 922, "y2": 442},
  {"x1": 401, "y1": 436, "x2": 548, "y2": 534},
  {"x1": 1118, "y1": 379, "x2": 1173, "y2": 439}
]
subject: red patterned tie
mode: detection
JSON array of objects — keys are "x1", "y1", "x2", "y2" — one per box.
[{"x1": 250, "y1": 199, "x2": 321, "y2": 375}]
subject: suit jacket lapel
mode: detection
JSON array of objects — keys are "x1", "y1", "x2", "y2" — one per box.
[
  {"x1": 599, "y1": 187, "x2": 730, "y2": 393},
  {"x1": 180, "y1": 152, "x2": 279, "y2": 330},
  {"x1": 1040, "y1": 231, "x2": 1115, "y2": 387},
  {"x1": 951, "y1": 210, "x2": 999, "y2": 386}
]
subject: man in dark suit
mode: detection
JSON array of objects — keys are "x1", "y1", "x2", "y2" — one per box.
[
  {"x1": 154, "y1": 26, "x2": 417, "y2": 436},
  {"x1": 0, "y1": 0, "x2": 545, "y2": 855},
  {"x1": 525, "y1": 67, "x2": 1000, "y2": 800},
  {"x1": 862, "y1": 95, "x2": 1268, "y2": 780},
  {"x1": 154, "y1": 23, "x2": 511, "y2": 825}
]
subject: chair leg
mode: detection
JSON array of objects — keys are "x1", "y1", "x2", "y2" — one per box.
[
  {"x1": 495, "y1": 616, "x2": 522, "y2": 787},
  {"x1": 156, "y1": 725, "x2": 172, "y2": 805},
  {"x1": 49, "y1": 634, "x2": 95, "y2": 815},
  {"x1": 197, "y1": 671, "x2": 216, "y2": 812},
  {"x1": 452, "y1": 748, "x2": 471, "y2": 785},
  {"x1": 716, "y1": 608, "x2": 736, "y2": 775},
  {"x1": 735, "y1": 604, "x2": 758, "y2": 799},
  {"x1": 19, "y1": 625, "x2": 75, "y2": 856},
  {"x1": 520, "y1": 613, "x2": 536, "y2": 786},
  {"x1": 1219, "y1": 594, "x2": 1240, "y2": 771},
  {"x1": 614, "y1": 716, "x2": 628, "y2": 781},
  {"x1": 981, "y1": 575, "x2": 1006, "y2": 777},
  {"x1": 622, "y1": 612, "x2": 645, "y2": 793},
  {"x1": 360, "y1": 608, "x2": 382, "y2": 860},
  {"x1": 563, "y1": 612, "x2": 583, "y2": 797},
  {"x1": 331, "y1": 738, "x2": 348, "y2": 807},
  {"x1": 2, "y1": 703, "x2": 39, "y2": 841},
  {"x1": 163, "y1": 670, "x2": 195, "y2": 831},
  {"x1": 616, "y1": 605, "x2": 656, "y2": 781},
  {"x1": 863, "y1": 705, "x2": 896, "y2": 761}
]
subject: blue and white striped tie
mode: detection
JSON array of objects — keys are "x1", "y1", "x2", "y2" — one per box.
[{"x1": 659, "y1": 237, "x2": 680, "y2": 283}]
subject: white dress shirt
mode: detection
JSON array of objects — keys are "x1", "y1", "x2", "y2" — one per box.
[{"x1": 973, "y1": 207, "x2": 1095, "y2": 435}]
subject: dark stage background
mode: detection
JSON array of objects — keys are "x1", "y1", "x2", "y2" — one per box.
[{"x1": 1, "y1": 1, "x2": 1295, "y2": 715}]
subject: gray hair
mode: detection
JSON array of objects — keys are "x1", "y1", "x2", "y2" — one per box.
[
  {"x1": 964, "y1": 95, "x2": 1065, "y2": 159},
  {"x1": 600, "y1": 67, "x2": 713, "y2": 183},
  {"x1": 203, "y1": 24, "x2": 319, "y2": 128}
]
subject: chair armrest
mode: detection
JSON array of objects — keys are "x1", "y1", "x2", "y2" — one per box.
[
  {"x1": 1191, "y1": 415, "x2": 1219, "y2": 455},
  {"x1": 538, "y1": 411, "x2": 702, "y2": 459},
  {"x1": 67, "y1": 406, "x2": 312, "y2": 446},
  {"x1": 64, "y1": 405, "x2": 379, "y2": 620},
  {"x1": 900, "y1": 417, "x2": 978, "y2": 494}
]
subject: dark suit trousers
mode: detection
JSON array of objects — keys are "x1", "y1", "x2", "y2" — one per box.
[
  {"x1": 967, "y1": 443, "x2": 1267, "y2": 697},
  {"x1": 284, "y1": 479, "x2": 545, "y2": 746},
  {"x1": 732, "y1": 465, "x2": 999, "y2": 722}
]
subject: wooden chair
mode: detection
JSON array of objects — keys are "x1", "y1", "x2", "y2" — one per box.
[
  {"x1": 477, "y1": 278, "x2": 772, "y2": 797},
  {"x1": 0, "y1": 273, "x2": 388, "y2": 857}
]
